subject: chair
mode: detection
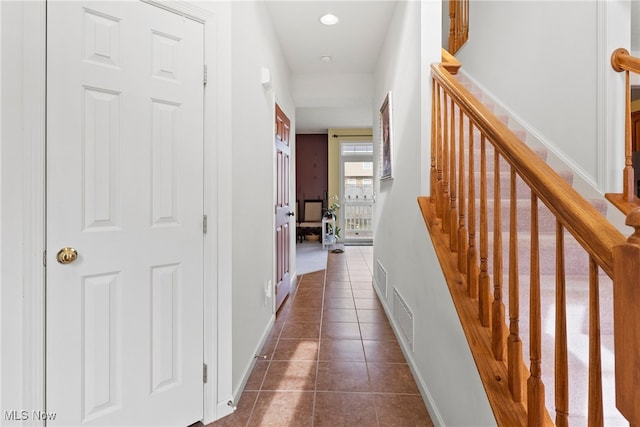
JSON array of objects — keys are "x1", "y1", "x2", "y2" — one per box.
[
  {"x1": 298, "y1": 200, "x2": 323, "y2": 241},
  {"x1": 295, "y1": 201, "x2": 301, "y2": 243}
]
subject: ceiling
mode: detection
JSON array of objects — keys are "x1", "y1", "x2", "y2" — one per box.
[
  {"x1": 265, "y1": 1, "x2": 640, "y2": 131},
  {"x1": 264, "y1": 1, "x2": 399, "y2": 133}
]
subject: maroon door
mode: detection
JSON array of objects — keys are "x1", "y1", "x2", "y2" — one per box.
[{"x1": 275, "y1": 104, "x2": 292, "y2": 311}]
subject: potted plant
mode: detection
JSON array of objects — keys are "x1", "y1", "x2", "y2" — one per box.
[
  {"x1": 324, "y1": 195, "x2": 340, "y2": 220},
  {"x1": 324, "y1": 196, "x2": 343, "y2": 252}
]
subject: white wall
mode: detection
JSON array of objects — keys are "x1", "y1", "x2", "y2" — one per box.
[
  {"x1": 229, "y1": 1, "x2": 297, "y2": 396},
  {"x1": 442, "y1": 0, "x2": 449, "y2": 51},
  {"x1": 632, "y1": 0, "x2": 639, "y2": 55},
  {"x1": 293, "y1": 72, "x2": 374, "y2": 132},
  {"x1": 455, "y1": 1, "x2": 630, "y2": 194},
  {"x1": 292, "y1": 73, "x2": 373, "y2": 108},
  {"x1": 372, "y1": 1, "x2": 496, "y2": 426},
  {"x1": 0, "y1": 1, "x2": 3, "y2": 412},
  {"x1": 296, "y1": 106, "x2": 372, "y2": 133}
]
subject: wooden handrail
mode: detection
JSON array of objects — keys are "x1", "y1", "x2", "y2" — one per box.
[
  {"x1": 431, "y1": 63, "x2": 626, "y2": 277},
  {"x1": 441, "y1": 48, "x2": 461, "y2": 75},
  {"x1": 611, "y1": 48, "x2": 640, "y2": 74}
]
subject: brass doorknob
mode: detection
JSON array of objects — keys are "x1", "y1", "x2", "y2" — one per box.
[{"x1": 56, "y1": 247, "x2": 78, "y2": 264}]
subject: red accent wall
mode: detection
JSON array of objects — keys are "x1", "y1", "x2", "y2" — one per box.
[{"x1": 296, "y1": 134, "x2": 328, "y2": 220}]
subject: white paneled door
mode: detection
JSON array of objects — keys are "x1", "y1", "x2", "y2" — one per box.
[{"x1": 46, "y1": 2, "x2": 204, "y2": 425}]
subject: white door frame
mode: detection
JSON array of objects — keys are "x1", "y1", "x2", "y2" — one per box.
[
  {"x1": 338, "y1": 140, "x2": 374, "y2": 244},
  {"x1": 0, "y1": 1, "x2": 233, "y2": 424}
]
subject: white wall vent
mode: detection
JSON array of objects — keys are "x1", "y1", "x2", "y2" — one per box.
[
  {"x1": 374, "y1": 259, "x2": 388, "y2": 297},
  {"x1": 393, "y1": 287, "x2": 414, "y2": 351}
]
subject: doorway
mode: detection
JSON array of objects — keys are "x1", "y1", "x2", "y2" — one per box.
[{"x1": 339, "y1": 142, "x2": 374, "y2": 245}]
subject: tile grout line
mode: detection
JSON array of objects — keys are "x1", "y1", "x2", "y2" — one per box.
[
  {"x1": 310, "y1": 259, "x2": 328, "y2": 426},
  {"x1": 245, "y1": 247, "x2": 380, "y2": 426},
  {"x1": 329, "y1": 250, "x2": 384, "y2": 426},
  {"x1": 243, "y1": 271, "x2": 297, "y2": 427},
  {"x1": 349, "y1": 252, "x2": 383, "y2": 427},
  {"x1": 247, "y1": 271, "x2": 309, "y2": 426}
]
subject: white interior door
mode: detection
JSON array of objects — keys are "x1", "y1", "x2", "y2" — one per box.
[{"x1": 46, "y1": 2, "x2": 205, "y2": 425}]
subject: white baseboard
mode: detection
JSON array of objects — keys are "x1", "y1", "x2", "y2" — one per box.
[
  {"x1": 232, "y1": 314, "x2": 276, "y2": 404},
  {"x1": 372, "y1": 285, "x2": 446, "y2": 427}
]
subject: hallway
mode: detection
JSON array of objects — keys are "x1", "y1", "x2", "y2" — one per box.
[{"x1": 209, "y1": 246, "x2": 433, "y2": 426}]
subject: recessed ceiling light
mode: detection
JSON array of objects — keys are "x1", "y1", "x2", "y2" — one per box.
[
  {"x1": 320, "y1": 56, "x2": 332, "y2": 63},
  {"x1": 320, "y1": 13, "x2": 339, "y2": 26}
]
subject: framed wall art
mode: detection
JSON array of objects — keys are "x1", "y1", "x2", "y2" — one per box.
[{"x1": 379, "y1": 91, "x2": 393, "y2": 180}]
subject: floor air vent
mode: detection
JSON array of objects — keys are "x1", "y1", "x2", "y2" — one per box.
[
  {"x1": 374, "y1": 260, "x2": 387, "y2": 297},
  {"x1": 393, "y1": 287, "x2": 414, "y2": 351}
]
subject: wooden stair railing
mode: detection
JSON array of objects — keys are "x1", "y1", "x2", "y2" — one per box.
[
  {"x1": 606, "y1": 48, "x2": 640, "y2": 214},
  {"x1": 421, "y1": 55, "x2": 640, "y2": 425}
]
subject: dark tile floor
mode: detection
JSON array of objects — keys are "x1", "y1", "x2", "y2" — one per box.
[{"x1": 209, "y1": 246, "x2": 433, "y2": 427}]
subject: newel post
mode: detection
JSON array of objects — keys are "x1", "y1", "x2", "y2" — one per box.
[
  {"x1": 611, "y1": 48, "x2": 635, "y2": 203},
  {"x1": 613, "y1": 207, "x2": 640, "y2": 426}
]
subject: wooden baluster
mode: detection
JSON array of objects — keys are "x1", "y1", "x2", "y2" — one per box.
[
  {"x1": 467, "y1": 121, "x2": 478, "y2": 298},
  {"x1": 478, "y1": 135, "x2": 491, "y2": 327},
  {"x1": 436, "y1": 85, "x2": 444, "y2": 220},
  {"x1": 623, "y1": 70, "x2": 635, "y2": 203},
  {"x1": 458, "y1": 112, "x2": 468, "y2": 273},
  {"x1": 588, "y1": 257, "x2": 604, "y2": 426},
  {"x1": 442, "y1": 92, "x2": 450, "y2": 234},
  {"x1": 460, "y1": 1, "x2": 465, "y2": 49},
  {"x1": 508, "y1": 168, "x2": 523, "y2": 401},
  {"x1": 459, "y1": 0, "x2": 464, "y2": 51},
  {"x1": 456, "y1": 1, "x2": 461, "y2": 52},
  {"x1": 455, "y1": 1, "x2": 460, "y2": 52},
  {"x1": 613, "y1": 208, "x2": 640, "y2": 426},
  {"x1": 458, "y1": 0, "x2": 464, "y2": 50},
  {"x1": 430, "y1": 78, "x2": 437, "y2": 205},
  {"x1": 450, "y1": 99, "x2": 458, "y2": 251},
  {"x1": 454, "y1": 0, "x2": 460, "y2": 51},
  {"x1": 555, "y1": 220, "x2": 569, "y2": 427},
  {"x1": 448, "y1": 0, "x2": 456, "y2": 53},
  {"x1": 463, "y1": 0, "x2": 469, "y2": 44},
  {"x1": 528, "y1": 193, "x2": 545, "y2": 426},
  {"x1": 492, "y1": 151, "x2": 505, "y2": 360}
]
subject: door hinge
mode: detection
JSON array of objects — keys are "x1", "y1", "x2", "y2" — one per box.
[
  {"x1": 203, "y1": 64, "x2": 208, "y2": 86},
  {"x1": 203, "y1": 363, "x2": 208, "y2": 383},
  {"x1": 43, "y1": 250, "x2": 47, "y2": 267},
  {"x1": 203, "y1": 214, "x2": 208, "y2": 234}
]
